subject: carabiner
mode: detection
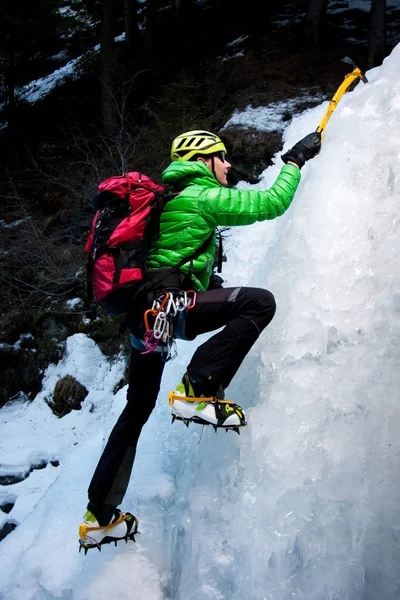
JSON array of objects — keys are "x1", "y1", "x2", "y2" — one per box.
[
  {"x1": 144, "y1": 308, "x2": 158, "y2": 332},
  {"x1": 153, "y1": 312, "x2": 167, "y2": 339},
  {"x1": 185, "y1": 290, "x2": 197, "y2": 310},
  {"x1": 165, "y1": 293, "x2": 178, "y2": 317},
  {"x1": 152, "y1": 292, "x2": 169, "y2": 313},
  {"x1": 175, "y1": 291, "x2": 187, "y2": 312}
]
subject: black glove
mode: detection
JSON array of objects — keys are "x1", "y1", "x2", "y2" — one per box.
[{"x1": 281, "y1": 131, "x2": 321, "y2": 169}]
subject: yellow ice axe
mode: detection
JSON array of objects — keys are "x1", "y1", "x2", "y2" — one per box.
[{"x1": 317, "y1": 57, "x2": 368, "y2": 140}]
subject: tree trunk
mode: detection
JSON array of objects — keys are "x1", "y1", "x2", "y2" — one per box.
[
  {"x1": 101, "y1": 0, "x2": 116, "y2": 135},
  {"x1": 123, "y1": 0, "x2": 141, "y2": 60},
  {"x1": 304, "y1": 0, "x2": 328, "y2": 44},
  {"x1": 145, "y1": 0, "x2": 159, "y2": 69},
  {"x1": 5, "y1": 28, "x2": 16, "y2": 133},
  {"x1": 368, "y1": 0, "x2": 386, "y2": 68}
]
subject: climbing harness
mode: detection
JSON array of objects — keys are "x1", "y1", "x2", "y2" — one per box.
[
  {"x1": 136, "y1": 290, "x2": 197, "y2": 361},
  {"x1": 317, "y1": 56, "x2": 368, "y2": 141}
]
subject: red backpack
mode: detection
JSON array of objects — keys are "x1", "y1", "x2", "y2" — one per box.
[
  {"x1": 86, "y1": 171, "x2": 217, "y2": 316},
  {"x1": 86, "y1": 172, "x2": 172, "y2": 315}
]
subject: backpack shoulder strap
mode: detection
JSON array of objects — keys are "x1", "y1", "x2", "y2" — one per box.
[
  {"x1": 146, "y1": 230, "x2": 215, "y2": 289},
  {"x1": 86, "y1": 252, "x2": 98, "y2": 319}
]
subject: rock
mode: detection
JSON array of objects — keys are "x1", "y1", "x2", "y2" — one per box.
[{"x1": 47, "y1": 375, "x2": 88, "y2": 418}]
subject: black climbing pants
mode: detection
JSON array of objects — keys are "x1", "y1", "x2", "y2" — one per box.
[{"x1": 87, "y1": 287, "x2": 276, "y2": 522}]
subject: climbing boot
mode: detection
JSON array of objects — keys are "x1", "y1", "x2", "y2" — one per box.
[
  {"x1": 168, "y1": 372, "x2": 246, "y2": 432},
  {"x1": 78, "y1": 508, "x2": 139, "y2": 553}
]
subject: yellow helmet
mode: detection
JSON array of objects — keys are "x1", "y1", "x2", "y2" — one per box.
[{"x1": 171, "y1": 130, "x2": 227, "y2": 161}]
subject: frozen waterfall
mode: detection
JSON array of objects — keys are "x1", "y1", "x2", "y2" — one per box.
[{"x1": 1, "y1": 44, "x2": 400, "y2": 600}]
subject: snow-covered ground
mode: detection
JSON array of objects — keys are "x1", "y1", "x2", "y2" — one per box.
[{"x1": 1, "y1": 40, "x2": 400, "y2": 600}]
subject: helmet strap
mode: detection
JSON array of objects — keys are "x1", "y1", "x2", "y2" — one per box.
[
  {"x1": 211, "y1": 155, "x2": 217, "y2": 180},
  {"x1": 197, "y1": 155, "x2": 218, "y2": 181}
]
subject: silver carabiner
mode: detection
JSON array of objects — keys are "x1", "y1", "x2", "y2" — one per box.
[
  {"x1": 153, "y1": 312, "x2": 166, "y2": 339},
  {"x1": 152, "y1": 292, "x2": 168, "y2": 312},
  {"x1": 175, "y1": 291, "x2": 188, "y2": 312},
  {"x1": 162, "y1": 320, "x2": 171, "y2": 343},
  {"x1": 165, "y1": 293, "x2": 177, "y2": 317}
]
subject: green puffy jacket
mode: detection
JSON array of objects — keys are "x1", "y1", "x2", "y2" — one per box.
[{"x1": 146, "y1": 160, "x2": 301, "y2": 291}]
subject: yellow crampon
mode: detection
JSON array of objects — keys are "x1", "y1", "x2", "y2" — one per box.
[
  {"x1": 78, "y1": 512, "x2": 139, "y2": 554},
  {"x1": 317, "y1": 57, "x2": 368, "y2": 141},
  {"x1": 168, "y1": 391, "x2": 246, "y2": 434}
]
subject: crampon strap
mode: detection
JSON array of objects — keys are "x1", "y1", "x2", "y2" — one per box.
[{"x1": 168, "y1": 391, "x2": 237, "y2": 407}]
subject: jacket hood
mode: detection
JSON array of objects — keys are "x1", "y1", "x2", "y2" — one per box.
[{"x1": 161, "y1": 160, "x2": 221, "y2": 188}]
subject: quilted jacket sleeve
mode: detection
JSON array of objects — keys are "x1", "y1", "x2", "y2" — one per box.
[{"x1": 198, "y1": 164, "x2": 301, "y2": 227}]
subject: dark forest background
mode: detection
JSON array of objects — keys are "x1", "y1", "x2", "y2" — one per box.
[{"x1": 0, "y1": 0, "x2": 397, "y2": 405}]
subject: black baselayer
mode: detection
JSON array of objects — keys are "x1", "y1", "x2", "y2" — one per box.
[{"x1": 87, "y1": 286, "x2": 276, "y2": 524}]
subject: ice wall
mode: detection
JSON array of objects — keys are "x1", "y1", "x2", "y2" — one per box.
[{"x1": 139, "y1": 44, "x2": 400, "y2": 600}]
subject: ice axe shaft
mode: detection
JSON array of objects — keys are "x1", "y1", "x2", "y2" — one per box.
[{"x1": 317, "y1": 57, "x2": 368, "y2": 139}]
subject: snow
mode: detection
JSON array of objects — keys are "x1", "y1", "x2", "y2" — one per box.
[
  {"x1": 226, "y1": 35, "x2": 249, "y2": 48},
  {"x1": 1, "y1": 39, "x2": 400, "y2": 600},
  {"x1": 0, "y1": 333, "x2": 34, "y2": 351},
  {"x1": 17, "y1": 54, "x2": 87, "y2": 104},
  {"x1": 65, "y1": 298, "x2": 84, "y2": 309},
  {"x1": 15, "y1": 35, "x2": 122, "y2": 105},
  {"x1": 0, "y1": 218, "x2": 29, "y2": 229},
  {"x1": 223, "y1": 94, "x2": 326, "y2": 132}
]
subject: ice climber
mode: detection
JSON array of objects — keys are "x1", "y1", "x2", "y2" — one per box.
[{"x1": 78, "y1": 128, "x2": 321, "y2": 551}]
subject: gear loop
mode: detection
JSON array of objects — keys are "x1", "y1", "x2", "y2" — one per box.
[{"x1": 142, "y1": 289, "x2": 197, "y2": 358}]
